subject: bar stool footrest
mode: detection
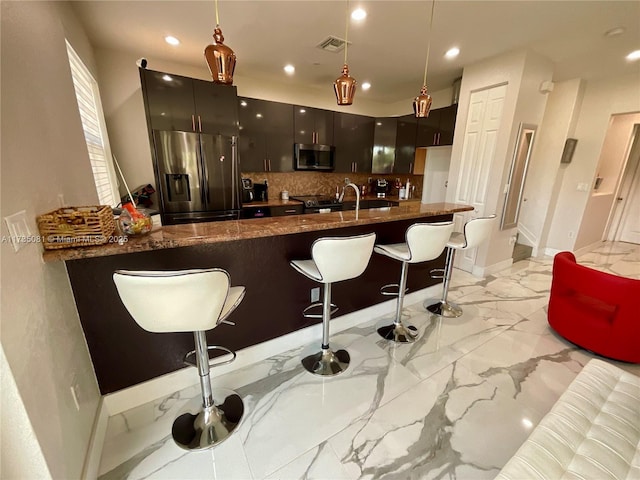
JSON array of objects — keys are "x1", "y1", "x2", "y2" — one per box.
[
  {"x1": 183, "y1": 346, "x2": 237, "y2": 369},
  {"x1": 380, "y1": 283, "x2": 409, "y2": 297},
  {"x1": 430, "y1": 268, "x2": 446, "y2": 280},
  {"x1": 303, "y1": 302, "x2": 338, "y2": 319}
]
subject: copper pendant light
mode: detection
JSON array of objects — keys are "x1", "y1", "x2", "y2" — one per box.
[
  {"x1": 413, "y1": 0, "x2": 436, "y2": 117},
  {"x1": 334, "y1": 0, "x2": 356, "y2": 105},
  {"x1": 204, "y1": 0, "x2": 236, "y2": 84}
]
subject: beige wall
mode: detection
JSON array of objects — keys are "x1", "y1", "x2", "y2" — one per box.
[
  {"x1": 574, "y1": 112, "x2": 640, "y2": 249},
  {"x1": 1, "y1": 2, "x2": 102, "y2": 477},
  {"x1": 546, "y1": 73, "x2": 640, "y2": 252},
  {"x1": 447, "y1": 49, "x2": 553, "y2": 273},
  {"x1": 518, "y1": 78, "x2": 584, "y2": 253}
]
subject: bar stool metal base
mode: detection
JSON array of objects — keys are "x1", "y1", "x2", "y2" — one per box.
[
  {"x1": 425, "y1": 299, "x2": 463, "y2": 318},
  {"x1": 171, "y1": 388, "x2": 244, "y2": 451},
  {"x1": 301, "y1": 348, "x2": 350, "y2": 376},
  {"x1": 377, "y1": 323, "x2": 418, "y2": 343}
]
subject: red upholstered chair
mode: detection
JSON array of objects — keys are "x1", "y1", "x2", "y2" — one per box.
[{"x1": 548, "y1": 251, "x2": 640, "y2": 363}]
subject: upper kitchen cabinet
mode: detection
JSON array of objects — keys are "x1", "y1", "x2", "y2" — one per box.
[
  {"x1": 416, "y1": 105, "x2": 457, "y2": 147},
  {"x1": 333, "y1": 112, "x2": 375, "y2": 173},
  {"x1": 192, "y1": 79, "x2": 239, "y2": 136},
  {"x1": 394, "y1": 114, "x2": 418, "y2": 174},
  {"x1": 294, "y1": 106, "x2": 334, "y2": 145},
  {"x1": 238, "y1": 97, "x2": 294, "y2": 172},
  {"x1": 140, "y1": 69, "x2": 238, "y2": 136},
  {"x1": 371, "y1": 118, "x2": 397, "y2": 174},
  {"x1": 141, "y1": 69, "x2": 195, "y2": 132}
]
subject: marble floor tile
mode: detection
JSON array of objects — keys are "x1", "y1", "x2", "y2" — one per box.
[
  {"x1": 265, "y1": 442, "x2": 354, "y2": 480},
  {"x1": 97, "y1": 241, "x2": 639, "y2": 480}
]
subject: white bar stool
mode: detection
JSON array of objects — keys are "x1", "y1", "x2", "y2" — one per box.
[
  {"x1": 374, "y1": 222, "x2": 454, "y2": 342},
  {"x1": 113, "y1": 268, "x2": 245, "y2": 451},
  {"x1": 425, "y1": 215, "x2": 496, "y2": 317},
  {"x1": 290, "y1": 233, "x2": 376, "y2": 376}
]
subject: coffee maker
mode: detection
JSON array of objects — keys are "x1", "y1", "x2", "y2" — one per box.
[
  {"x1": 373, "y1": 178, "x2": 389, "y2": 198},
  {"x1": 241, "y1": 178, "x2": 254, "y2": 203},
  {"x1": 253, "y1": 180, "x2": 269, "y2": 202}
]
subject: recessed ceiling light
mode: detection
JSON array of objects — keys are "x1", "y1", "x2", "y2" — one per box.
[
  {"x1": 351, "y1": 8, "x2": 367, "y2": 21},
  {"x1": 164, "y1": 36, "x2": 180, "y2": 46},
  {"x1": 256, "y1": 113, "x2": 263, "y2": 118},
  {"x1": 284, "y1": 64, "x2": 295, "y2": 75},
  {"x1": 162, "y1": 75, "x2": 173, "y2": 82},
  {"x1": 445, "y1": 47, "x2": 460, "y2": 59},
  {"x1": 299, "y1": 109, "x2": 306, "y2": 114},
  {"x1": 376, "y1": 122, "x2": 382, "y2": 126},
  {"x1": 240, "y1": 100, "x2": 248, "y2": 107},
  {"x1": 626, "y1": 50, "x2": 640, "y2": 61},
  {"x1": 604, "y1": 27, "x2": 625, "y2": 37},
  {"x1": 361, "y1": 82, "x2": 371, "y2": 90}
]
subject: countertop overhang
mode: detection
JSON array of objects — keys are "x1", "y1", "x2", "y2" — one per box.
[{"x1": 43, "y1": 202, "x2": 473, "y2": 262}]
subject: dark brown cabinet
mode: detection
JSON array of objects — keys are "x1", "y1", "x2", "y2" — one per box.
[
  {"x1": 238, "y1": 97, "x2": 294, "y2": 172},
  {"x1": 416, "y1": 105, "x2": 457, "y2": 147},
  {"x1": 294, "y1": 106, "x2": 334, "y2": 145},
  {"x1": 140, "y1": 69, "x2": 238, "y2": 136},
  {"x1": 395, "y1": 114, "x2": 418, "y2": 174},
  {"x1": 333, "y1": 112, "x2": 375, "y2": 173},
  {"x1": 372, "y1": 118, "x2": 397, "y2": 174}
]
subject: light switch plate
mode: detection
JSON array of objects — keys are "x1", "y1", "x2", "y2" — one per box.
[{"x1": 4, "y1": 210, "x2": 32, "y2": 252}]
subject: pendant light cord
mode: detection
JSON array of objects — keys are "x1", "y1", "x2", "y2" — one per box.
[
  {"x1": 423, "y1": 0, "x2": 436, "y2": 85},
  {"x1": 344, "y1": 0, "x2": 350, "y2": 64},
  {"x1": 215, "y1": 0, "x2": 220, "y2": 26}
]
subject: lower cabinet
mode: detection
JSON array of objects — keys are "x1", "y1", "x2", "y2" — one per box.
[{"x1": 241, "y1": 204, "x2": 303, "y2": 218}]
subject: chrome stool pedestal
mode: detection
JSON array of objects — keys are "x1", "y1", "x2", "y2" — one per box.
[
  {"x1": 425, "y1": 246, "x2": 463, "y2": 317},
  {"x1": 172, "y1": 332, "x2": 243, "y2": 450},
  {"x1": 300, "y1": 283, "x2": 351, "y2": 376},
  {"x1": 291, "y1": 233, "x2": 376, "y2": 377},
  {"x1": 424, "y1": 215, "x2": 496, "y2": 318},
  {"x1": 374, "y1": 222, "x2": 454, "y2": 343}
]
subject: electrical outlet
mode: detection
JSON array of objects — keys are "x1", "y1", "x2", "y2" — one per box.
[
  {"x1": 3, "y1": 210, "x2": 32, "y2": 252},
  {"x1": 311, "y1": 287, "x2": 320, "y2": 303}
]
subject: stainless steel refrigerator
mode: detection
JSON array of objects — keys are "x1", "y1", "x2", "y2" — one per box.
[{"x1": 152, "y1": 130, "x2": 241, "y2": 225}]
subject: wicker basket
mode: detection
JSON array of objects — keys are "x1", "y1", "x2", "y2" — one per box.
[{"x1": 37, "y1": 205, "x2": 116, "y2": 250}]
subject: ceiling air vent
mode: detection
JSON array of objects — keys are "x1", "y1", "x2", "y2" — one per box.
[{"x1": 317, "y1": 36, "x2": 350, "y2": 53}]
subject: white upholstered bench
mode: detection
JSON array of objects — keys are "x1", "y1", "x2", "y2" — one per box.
[{"x1": 497, "y1": 358, "x2": 640, "y2": 480}]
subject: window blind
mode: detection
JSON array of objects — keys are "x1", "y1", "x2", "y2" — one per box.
[{"x1": 65, "y1": 40, "x2": 119, "y2": 207}]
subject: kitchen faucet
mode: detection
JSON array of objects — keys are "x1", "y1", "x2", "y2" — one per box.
[{"x1": 338, "y1": 182, "x2": 360, "y2": 217}]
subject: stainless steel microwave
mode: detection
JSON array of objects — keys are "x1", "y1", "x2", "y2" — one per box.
[{"x1": 294, "y1": 143, "x2": 335, "y2": 171}]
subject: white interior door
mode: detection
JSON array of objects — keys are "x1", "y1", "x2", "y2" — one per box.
[
  {"x1": 454, "y1": 84, "x2": 506, "y2": 272},
  {"x1": 617, "y1": 150, "x2": 640, "y2": 244}
]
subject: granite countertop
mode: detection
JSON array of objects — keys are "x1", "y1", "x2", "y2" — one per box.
[{"x1": 42, "y1": 202, "x2": 473, "y2": 263}]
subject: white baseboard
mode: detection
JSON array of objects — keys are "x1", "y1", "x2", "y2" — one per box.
[
  {"x1": 544, "y1": 247, "x2": 562, "y2": 257},
  {"x1": 472, "y1": 258, "x2": 513, "y2": 277},
  {"x1": 82, "y1": 398, "x2": 109, "y2": 480},
  {"x1": 102, "y1": 285, "x2": 440, "y2": 416}
]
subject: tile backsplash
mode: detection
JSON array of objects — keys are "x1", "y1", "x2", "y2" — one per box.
[{"x1": 242, "y1": 172, "x2": 423, "y2": 200}]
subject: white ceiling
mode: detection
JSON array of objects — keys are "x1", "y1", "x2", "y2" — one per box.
[{"x1": 72, "y1": 0, "x2": 640, "y2": 104}]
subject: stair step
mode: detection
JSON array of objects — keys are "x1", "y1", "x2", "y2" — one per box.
[{"x1": 512, "y1": 242, "x2": 533, "y2": 263}]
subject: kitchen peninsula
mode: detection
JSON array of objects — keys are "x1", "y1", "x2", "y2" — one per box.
[{"x1": 49, "y1": 202, "x2": 472, "y2": 394}]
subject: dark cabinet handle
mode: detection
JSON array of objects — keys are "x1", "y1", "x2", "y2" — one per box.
[
  {"x1": 284, "y1": 209, "x2": 297, "y2": 213},
  {"x1": 198, "y1": 115, "x2": 202, "y2": 132},
  {"x1": 192, "y1": 115, "x2": 196, "y2": 132},
  {"x1": 268, "y1": 159, "x2": 272, "y2": 171},
  {"x1": 433, "y1": 133, "x2": 437, "y2": 145}
]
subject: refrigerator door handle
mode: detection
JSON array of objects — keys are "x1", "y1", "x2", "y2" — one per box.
[
  {"x1": 199, "y1": 137, "x2": 209, "y2": 206},
  {"x1": 231, "y1": 136, "x2": 239, "y2": 207}
]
